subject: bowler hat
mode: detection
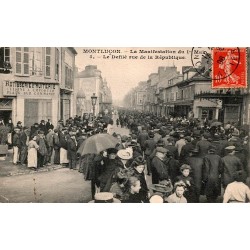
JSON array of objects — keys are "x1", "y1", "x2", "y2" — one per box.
[
  {"x1": 156, "y1": 147, "x2": 168, "y2": 154},
  {"x1": 88, "y1": 192, "x2": 121, "y2": 203}
]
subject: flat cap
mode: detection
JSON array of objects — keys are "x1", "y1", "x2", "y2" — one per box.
[{"x1": 156, "y1": 147, "x2": 168, "y2": 154}]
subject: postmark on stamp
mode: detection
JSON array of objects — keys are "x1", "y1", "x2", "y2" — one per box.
[{"x1": 191, "y1": 47, "x2": 247, "y2": 88}]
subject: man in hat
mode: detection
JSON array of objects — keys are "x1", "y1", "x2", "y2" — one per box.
[
  {"x1": 151, "y1": 147, "x2": 169, "y2": 184},
  {"x1": 175, "y1": 134, "x2": 186, "y2": 157},
  {"x1": 203, "y1": 145, "x2": 223, "y2": 203},
  {"x1": 56, "y1": 120, "x2": 64, "y2": 131},
  {"x1": 45, "y1": 128, "x2": 54, "y2": 165},
  {"x1": 153, "y1": 129, "x2": 162, "y2": 144},
  {"x1": 30, "y1": 123, "x2": 39, "y2": 138},
  {"x1": 210, "y1": 134, "x2": 223, "y2": 157},
  {"x1": 185, "y1": 148, "x2": 203, "y2": 202},
  {"x1": 234, "y1": 144, "x2": 248, "y2": 173},
  {"x1": 67, "y1": 131, "x2": 77, "y2": 170},
  {"x1": 179, "y1": 136, "x2": 195, "y2": 164},
  {"x1": 165, "y1": 150, "x2": 180, "y2": 184},
  {"x1": 116, "y1": 135, "x2": 128, "y2": 150},
  {"x1": 46, "y1": 119, "x2": 54, "y2": 132},
  {"x1": 196, "y1": 132, "x2": 212, "y2": 158},
  {"x1": 144, "y1": 131, "x2": 157, "y2": 176},
  {"x1": 16, "y1": 121, "x2": 23, "y2": 130},
  {"x1": 53, "y1": 129, "x2": 60, "y2": 165},
  {"x1": 39, "y1": 120, "x2": 47, "y2": 135},
  {"x1": 165, "y1": 137, "x2": 178, "y2": 160},
  {"x1": 127, "y1": 140, "x2": 142, "y2": 165},
  {"x1": 222, "y1": 146, "x2": 243, "y2": 188},
  {"x1": 12, "y1": 127, "x2": 21, "y2": 165},
  {"x1": 137, "y1": 127, "x2": 149, "y2": 156},
  {"x1": 36, "y1": 130, "x2": 48, "y2": 168},
  {"x1": 20, "y1": 126, "x2": 29, "y2": 166}
]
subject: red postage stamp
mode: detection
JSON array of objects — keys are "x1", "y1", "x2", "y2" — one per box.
[{"x1": 212, "y1": 47, "x2": 247, "y2": 88}]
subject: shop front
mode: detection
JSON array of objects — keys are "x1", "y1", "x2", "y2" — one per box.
[
  {"x1": 0, "y1": 98, "x2": 12, "y2": 124},
  {"x1": 2, "y1": 80, "x2": 59, "y2": 127}
]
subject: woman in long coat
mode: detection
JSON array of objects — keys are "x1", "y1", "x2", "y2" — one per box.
[{"x1": 27, "y1": 135, "x2": 39, "y2": 169}]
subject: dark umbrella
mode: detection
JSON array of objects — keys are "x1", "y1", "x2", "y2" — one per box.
[{"x1": 77, "y1": 133, "x2": 118, "y2": 156}]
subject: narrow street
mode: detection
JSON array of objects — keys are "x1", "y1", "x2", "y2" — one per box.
[{"x1": 0, "y1": 124, "x2": 131, "y2": 203}]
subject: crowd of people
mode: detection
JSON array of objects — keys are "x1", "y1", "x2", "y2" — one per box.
[
  {"x1": 87, "y1": 110, "x2": 250, "y2": 203},
  {"x1": 1, "y1": 109, "x2": 250, "y2": 203}
]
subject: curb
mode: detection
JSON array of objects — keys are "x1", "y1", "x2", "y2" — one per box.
[{"x1": 5, "y1": 165, "x2": 66, "y2": 177}]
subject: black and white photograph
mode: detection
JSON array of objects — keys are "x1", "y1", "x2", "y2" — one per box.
[
  {"x1": 1, "y1": 47, "x2": 249, "y2": 203},
  {"x1": 1, "y1": 1, "x2": 250, "y2": 250}
]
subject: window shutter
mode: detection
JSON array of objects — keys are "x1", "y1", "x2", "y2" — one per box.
[
  {"x1": 65, "y1": 66, "x2": 68, "y2": 86},
  {"x1": 55, "y1": 48, "x2": 59, "y2": 80},
  {"x1": 23, "y1": 47, "x2": 29, "y2": 75},
  {"x1": 45, "y1": 47, "x2": 51, "y2": 77},
  {"x1": 15, "y1": 47, "x2": 22, "y2": 74}
]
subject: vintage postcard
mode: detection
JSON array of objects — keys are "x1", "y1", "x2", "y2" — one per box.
[{"x1": 0, "y1": 47, "x2": 249, "y2": 203}]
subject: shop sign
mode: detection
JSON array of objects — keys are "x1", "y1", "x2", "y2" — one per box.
[{"x1": 2, "y1": 81, "x2": 57, "y2": 97}]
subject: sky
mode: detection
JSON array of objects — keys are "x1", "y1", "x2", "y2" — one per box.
[{"x1": 75, "y1": 47, "x2": 192, "y2": 102}]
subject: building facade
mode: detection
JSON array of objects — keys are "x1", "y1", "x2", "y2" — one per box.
[
  {"x1": 0, "y1": 47, "x2": 77, "y2": 127},
  {"x1": 124, "y1": 60, "x2": 245, "y2": 125},
  {"x1": 74, "y1": 65, "x2": 112, "y2": 118}
]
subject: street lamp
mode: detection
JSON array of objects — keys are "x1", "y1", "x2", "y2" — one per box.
[{"x1": 91, "y1": 93, "x2": 98, "y2": 120}]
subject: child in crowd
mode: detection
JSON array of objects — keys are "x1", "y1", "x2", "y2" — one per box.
[
  {"x1": 176, "y1": 164, "x2": 196, "y2": 203},
  {"x1": 166, "y1": 181, "x2": 187, "y2": 203},
  {"x1": 122, "y1": 176, "x2": 142, "y2": 203}
]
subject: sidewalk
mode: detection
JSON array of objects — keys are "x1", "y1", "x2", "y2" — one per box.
[{"x1": 0, "y1": 149, "x2": 64, "y2": 177}]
